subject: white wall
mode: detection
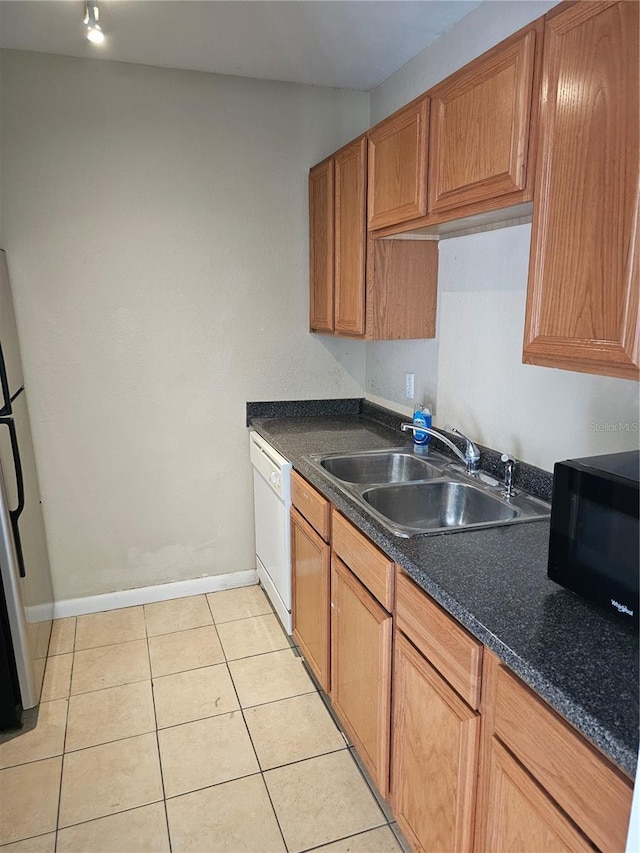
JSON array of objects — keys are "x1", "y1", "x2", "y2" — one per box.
[
  {"x1": 370, "y1": 0, "x2": 559, "y2": 126},
  {"x1": 366, "y1": 0, "x2": 639, "y2": 471},
  {"x1": 0, "y1": 50, "x2": 369, "y2": 600},
  {"x1": 437, "y1": 226, "x2": 639, "y2": 470}
]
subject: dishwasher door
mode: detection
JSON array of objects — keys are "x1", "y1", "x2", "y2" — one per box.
[{"x1": 250, "y1": 432, "x2": 292, "y2": 634}]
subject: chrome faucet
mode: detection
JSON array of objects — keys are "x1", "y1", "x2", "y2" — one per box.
[
  {"x1": 446, "y1": 426, "x2": 481, "y2": 474},
  {"x1": 501, "y1": 454, "x2": 516, "y2": 499},
  {"x1": 400, "y1": 423, "x2": 480, "y2": 474}
]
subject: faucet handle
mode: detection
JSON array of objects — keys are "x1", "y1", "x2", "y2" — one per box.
[
  {"x1": 500, "y1": 453, "x2": 516, "y2": 498},
  {"x1": 446, "y1": 426, "x2": 480, "y2": 470}
]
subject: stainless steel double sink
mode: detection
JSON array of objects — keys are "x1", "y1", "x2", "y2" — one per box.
[{"x1": 304, "y1": 448, "x2": 550, "y2": 538}]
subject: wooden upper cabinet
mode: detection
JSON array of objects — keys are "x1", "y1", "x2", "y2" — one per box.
[
  {"x1": 367, "y1": 97, "x2": 429, "y2": 230},
  {"x1": 309, "y1": 159, "x2": 334, "y2": 332},
  {"x1": 334, "y1": 137, "x2": 367, "y2": 336},
  {"x1": 428, "y1": 20, "x2": 542, "y2": 216},
  {"x1": 309, "y1": 135, "x2": 438, "y2": 340},
  {"x1": 523, "y1": 0, "x2": 640, "y2": 379}
]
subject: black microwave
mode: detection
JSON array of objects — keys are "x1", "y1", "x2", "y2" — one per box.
[{"x1": 548, "y1": 450, "x2": 639, "y2": 623}]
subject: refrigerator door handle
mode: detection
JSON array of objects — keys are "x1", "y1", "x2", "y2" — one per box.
[
  {"x1": 0, "y1": 418, "x2": 26, "y2": 577},
  {"x1": 0, "y1": 342, "x2": 11, "y2": 417}
]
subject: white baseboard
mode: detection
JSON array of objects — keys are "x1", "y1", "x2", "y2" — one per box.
[
  {"x1": 53, "y1": 569, "x2": 258, "y2": 619},
  {"x1": 25, "y1": 602, "x2": 55, "y2": 623}
]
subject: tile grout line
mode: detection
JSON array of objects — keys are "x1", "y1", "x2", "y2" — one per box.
[
  {"x1": 346, "y1": 744, "x2": 395, "y2": 825},
  {"x1": 144, "y1": 605, "x2": 173, "y2": 853},
  {"x1": 44, "y1": 800, "x2": 170, "y2": 837},
  {"x1": 298, "y1": 825, "x2": 398, "y2": 853},
  {"x1": 224, "y1": 646, "x2": 291, "y2": 853},
  {"x1": 53, "y1": 614, "x2": 79, "y2": 851},
  {"x1": 292, "y1": 642, "x2": 397, "y2": 835},
  {"x1": 46, "y1": 618, "x2": 166, "y2": 841},
  {"x1": 215, "y1": 594, "x2": 294, "y2": 852}
]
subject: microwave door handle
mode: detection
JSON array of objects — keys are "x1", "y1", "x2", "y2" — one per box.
[
  {"x1": 2, "y1": 418, "x2": 26, "y2": 577},
  {"x1": 0, "y1": 343, "x2": 11, "y2": 417}
]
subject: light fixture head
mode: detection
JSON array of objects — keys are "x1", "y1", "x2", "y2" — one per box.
[{"x1": 84, "y1": 1, "x2": 105, "y2": 44}]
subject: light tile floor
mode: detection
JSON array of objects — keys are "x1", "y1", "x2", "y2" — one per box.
[{"x1": 0, "y1": 586, "x2": 407, "y2": 852}]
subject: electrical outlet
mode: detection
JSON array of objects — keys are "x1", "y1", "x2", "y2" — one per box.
[{"x1": 405, "y1": 372, "x2": 415, "y2": 400}]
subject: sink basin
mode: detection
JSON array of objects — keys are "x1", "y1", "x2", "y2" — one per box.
[
  {"x1": 362, "y1": 481, "x2": 519, "y2": 534},
  {"x1": 319, "y1": 450, "x2": 443, "y2": 484},
  {"x1": 304, "y1": 446, "x2": 549, "y2": 537}
]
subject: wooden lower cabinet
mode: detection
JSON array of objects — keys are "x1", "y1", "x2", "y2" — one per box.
[
  {"x1": 475, "y1": 651, "x2": 633, "y2": 853},
  {"x1": 482, "y1": 740, "x2": 592, "y2": 853},
  {"x1": 391, "y1": 631, "x2": 480, "y2": 853},
  {"x1": 291, "y1": 507, "x2": 330, "y2": 692},
  {"x1": 331, "y1": 555, "x2": 392, "y2": 796}
]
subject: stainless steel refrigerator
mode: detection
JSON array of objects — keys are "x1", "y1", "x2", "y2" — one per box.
[{"x1": 0, "y1": 249, "x2": 54, "y2": 728}]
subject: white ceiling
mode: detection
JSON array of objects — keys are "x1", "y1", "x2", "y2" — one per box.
[{"x1": 0, "y1": 0, "x2": 482, "y2": 90}]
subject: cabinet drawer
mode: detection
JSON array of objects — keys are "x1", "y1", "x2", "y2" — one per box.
[
  {"x1": 395, "y1": 569, "x2": 482, "y2": 709},
  {"x1": 291, "y1": 471, "x2": 330, "y2": 541},
  {"x1": 494, "y1": 665, "x2": 633, "y2": 852},
  {"x1": 331, "y1": 510, "x2": 394, "y2": 611}
]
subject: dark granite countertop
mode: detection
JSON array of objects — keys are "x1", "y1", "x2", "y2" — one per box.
[{"x1": 248, "y1": 403, "x2": 639, "y2": 778}]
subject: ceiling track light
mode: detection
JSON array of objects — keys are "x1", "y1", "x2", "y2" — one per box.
[{"x1": 84, "y1": 0, "x2": 105, "y2": 44}]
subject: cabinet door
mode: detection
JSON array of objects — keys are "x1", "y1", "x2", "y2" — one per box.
[
  {"x1": 391, "y1": 632, "x2": 480, "y2": 853},
  {"x1": 309, "y1": 159, "x2": 334, "y2": 333},
  {"x1": 428, "y1": 22, "x2": 541, "y2": 215},
  {"x1": 334, "y1": 138, "x2": 367, "y2": 336},
  {"x1": 291, "y1": 508, "x2": 330, "y2": 691},
  {"x1": 331, "y1": 555, "x2": 392, "y2": 796},
  {"x1": 368, "y1": 98, "x2": 429, "y2": 231},
  {"x1": 482, "y1": 740, "x2": 592, "y2": 853},
  {"x1": 523, "y1": 0, "x2": 639, "y2": 379}
]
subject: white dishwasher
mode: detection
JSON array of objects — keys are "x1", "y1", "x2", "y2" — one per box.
[{"x1": 250, "y1": 431, "x2": 292, "y2": 634}]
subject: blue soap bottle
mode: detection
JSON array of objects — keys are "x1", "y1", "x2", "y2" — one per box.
[{"x1": 412, "y1": 404, "x2": 431, "y2": 448}]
